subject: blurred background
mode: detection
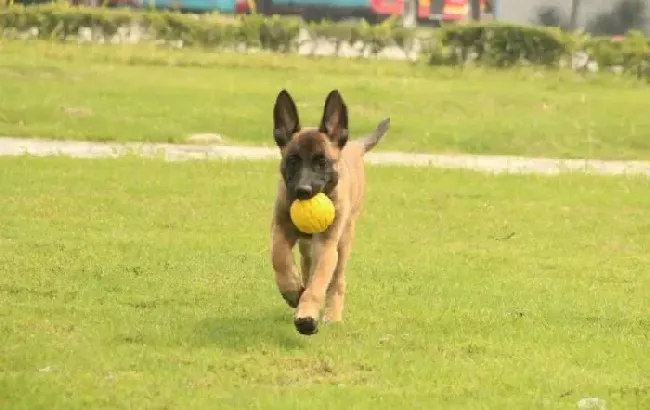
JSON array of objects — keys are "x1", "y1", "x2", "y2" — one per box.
[{"x1": 10, "y1": 0, "x2": 649, "y2": 37}]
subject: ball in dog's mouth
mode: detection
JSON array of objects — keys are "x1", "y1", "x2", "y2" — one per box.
[{"x1": 289, "y1": 193, "x2": 335, "y2": 234}]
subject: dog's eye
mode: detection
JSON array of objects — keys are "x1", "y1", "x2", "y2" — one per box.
[
  {"x1": 285, "y1": 155, "x2": 300, "y2": 170},
  {"x1": 313, "y1": 155, "x2": 328, "y2": 169}
]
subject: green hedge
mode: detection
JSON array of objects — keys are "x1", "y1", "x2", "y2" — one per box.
[
  {"x1": 427, "y1": 23, "x2": 648, "y2": 79},
  {"x1": 583, "y1": 31, "x2": 650, "y2": 78},
  {"x1": 0, "y1": 3, "x2": 649, "y2": 80},
  {"x1": 431, "y1": 22, "x2": 573, "y2": 67},
  {"x1": 0, "y1": 4, "x2": 416, "y2": 55}
]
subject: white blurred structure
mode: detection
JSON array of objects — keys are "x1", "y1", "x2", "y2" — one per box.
[{"x1": 497, "y1": 0, "x2": 648, "y2": 32}]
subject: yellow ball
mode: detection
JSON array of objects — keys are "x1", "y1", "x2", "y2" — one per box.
[{"x1": 289, "y1": 193, "x2": 336, "y2": 234}]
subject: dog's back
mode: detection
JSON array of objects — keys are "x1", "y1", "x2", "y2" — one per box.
[{"x1": 338, "y1": 118, "x2": 391, "y2": 219}]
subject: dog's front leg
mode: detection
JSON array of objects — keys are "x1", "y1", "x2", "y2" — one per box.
[
  {"x1": 293, "y1": 235, "x2": 340, "y2": 335},
  {"x1": 324, "y1": 220, "x2": 355, "y2": 323},
  {"x1": 271, "y1": 222, "x2": 303, "y2": 309}
]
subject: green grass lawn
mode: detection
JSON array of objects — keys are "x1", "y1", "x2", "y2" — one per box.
[
  {"x1": 1, "y1": 40, "x2": 650, "y2": 160},
  {"x1": 1, "y1": 156, "x2": 649, "y2": 409}
]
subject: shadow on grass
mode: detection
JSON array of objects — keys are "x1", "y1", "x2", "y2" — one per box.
[{"x1": 193, "y1": 307, "x2": 307, "y2": 351}]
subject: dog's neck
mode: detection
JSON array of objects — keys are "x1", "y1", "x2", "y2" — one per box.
[{"x1": 322, "y1": 184, "x2": 338, "y2": 201}]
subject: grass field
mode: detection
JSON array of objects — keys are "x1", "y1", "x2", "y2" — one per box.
[
  {"x1": 1, "y1": 155, "x2": 649, "y2": 409},
  {"x1": 1, "y1": 40, "x2": 650, "y2": 160}
]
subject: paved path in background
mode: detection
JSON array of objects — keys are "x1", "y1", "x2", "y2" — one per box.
[{"x1": 2, "y1": 136, "x2": 650, "y2": 177}]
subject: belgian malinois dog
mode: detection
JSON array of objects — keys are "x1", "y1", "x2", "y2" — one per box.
[{"x1": 270, "y1": 89, "x2": 390, "y2": 335}]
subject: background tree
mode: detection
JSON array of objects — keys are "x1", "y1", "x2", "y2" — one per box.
[
  {"x1": 533, "y1": 5, "x2": 571, "y2": 30},
  {"x1": 470, "y1": 0, "x2": 481, "y2": 21},
  {"x1": 586, "y1": 0, "x2": 649, "y2": 36},
  {"x1": 570, "y1": 0, "x2": 581, "y2": 30}
]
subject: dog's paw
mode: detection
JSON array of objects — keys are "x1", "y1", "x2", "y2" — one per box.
[
  {"x1": 281, "y1": 288, "x2": 305, "y2": 309},
  {"x1": 294, "y1": 316, "x2": 319, "y2": 335}
]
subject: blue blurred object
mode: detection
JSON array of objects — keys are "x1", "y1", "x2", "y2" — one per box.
[{"x1": 140, "y1": 0, "x2": 237, "y2": 13}]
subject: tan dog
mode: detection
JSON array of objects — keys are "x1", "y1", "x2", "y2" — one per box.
[{"x1": 270, "y1": 89, "x2": 390, "y2": 335}]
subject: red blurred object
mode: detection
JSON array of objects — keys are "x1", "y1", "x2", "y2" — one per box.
[
  {"x1": 368, "y1": 0, "x2": 482, "y2": 21},
  {"x1": 234, "y1": 0, "x2": 250, "y2": 13}
]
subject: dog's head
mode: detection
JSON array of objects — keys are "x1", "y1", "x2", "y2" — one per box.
[{"x1": 272, "y1": 89, "x2": 349, "y2": 202}]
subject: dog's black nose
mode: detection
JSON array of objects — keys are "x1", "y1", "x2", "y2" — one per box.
[{"x1": 295, "y1": 185, "x2": 313, "y2": 200}]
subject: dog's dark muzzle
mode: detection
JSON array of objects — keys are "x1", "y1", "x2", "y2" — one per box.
[{"x1": 295, "y1": 185, "x2": 314, "y2": 200}]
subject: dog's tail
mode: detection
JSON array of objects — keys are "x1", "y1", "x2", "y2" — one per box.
[{"x1": 361, "y1": 118, "x2": 390, "y2": 153}]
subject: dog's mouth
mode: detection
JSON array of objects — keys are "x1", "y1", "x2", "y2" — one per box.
[
  {"x1": 295, "y1": 187, "x2": 315, "y2": 200},
  {"x1": 287, "y1": 191, "x2": 318, "y2": 203},
  {"x1": 287, "y1": 183, "x2": 327, "y2": 202},
  {"x1": 285, "y1": 177, "x2": 336, "y2": 203}
]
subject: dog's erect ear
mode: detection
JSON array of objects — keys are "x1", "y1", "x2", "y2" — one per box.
[
  {"x1": 273, "y1": 89, "x2": 300, "y2": 148},
  {"x1": 319, "y1": 89, "x2": 349, "y2": 149}
]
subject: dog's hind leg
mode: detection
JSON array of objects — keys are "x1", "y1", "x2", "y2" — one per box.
[
  {"x1": 298, "y1": 239, "x2": 313, "y2": 288},
  {"x1": 324, "y1": 221, "x2": 355, "y2": 323},
  {"x1": 271, "y1": 222, "x2": 303, "y2": 309}
]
